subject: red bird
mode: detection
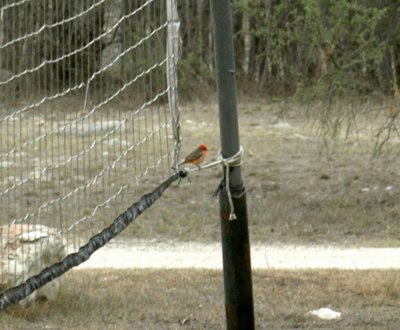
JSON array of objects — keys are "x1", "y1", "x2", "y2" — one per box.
[{"x1": 179, "y1": 144, "x2": 208, "y2": 168}]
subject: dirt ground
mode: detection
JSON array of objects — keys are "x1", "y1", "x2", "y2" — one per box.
[{"x1": 76, "y1": 239, "x2": 400, "y2": 270}]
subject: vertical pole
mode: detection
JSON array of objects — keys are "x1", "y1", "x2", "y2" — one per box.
[
  {"x1": 210, "y1": 1, "x2": 255, "y2": 329},
  {"x1": 166, "y1": 0, "x2": 181, "y2": 169}
]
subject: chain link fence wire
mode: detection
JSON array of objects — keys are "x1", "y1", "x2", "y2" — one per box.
[{"x1": 0, "y1": 0, "x2": 181, "y2": 301}]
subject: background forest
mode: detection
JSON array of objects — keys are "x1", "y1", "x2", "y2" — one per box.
[
  {"x1": 179, "y1": 0, "x2": 400, "y2": 101},
  {"x1": 1, "y1": 0, "x2": 399, "y2": 102}
]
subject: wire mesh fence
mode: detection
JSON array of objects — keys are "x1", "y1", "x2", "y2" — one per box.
[{"x1": 0, "y1": 0, "x2": 180, "y2": 299}]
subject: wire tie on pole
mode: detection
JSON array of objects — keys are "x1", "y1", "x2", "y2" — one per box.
[
  {"x1": 219, "y1": 146, "x2": 244, "y2": 221},
  {"x1": 181, "y1": 146, "x2": 244, "y2": 221}
]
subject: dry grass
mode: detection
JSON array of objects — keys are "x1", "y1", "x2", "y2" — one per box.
[
  {"x1": 120, "y1": 99, "x2": 400, "y2": 246},
  {"x1": 2, "y1": 99, "x2": 400, "y2": 328},
  {"x1": 0, "y1": 100, "x2": 174, "y2": 249},
  {"x1": 1, "y1": 268, "x2": 399, "y2": 329},
  {"x1": 3, "y1": 99, "x2": 400, "y2": 246}
]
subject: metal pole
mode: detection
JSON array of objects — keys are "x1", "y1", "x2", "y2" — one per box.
[{"x1": 210, "y1": 1, "x2": 255, "y2": 329}]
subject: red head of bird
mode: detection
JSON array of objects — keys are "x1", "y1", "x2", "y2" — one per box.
[{"x1": 180, "y1": 143, "x2": 208, "y2": 166}]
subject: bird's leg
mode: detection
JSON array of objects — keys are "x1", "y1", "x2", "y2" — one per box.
[
  {"x1": 175, "y1": 173, "x2": 191, "y2": 186},
  {"x1": 175, "y1": 176, "x2": 182, "y2": 186}
]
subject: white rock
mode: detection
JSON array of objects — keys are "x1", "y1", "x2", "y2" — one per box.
[
  {"x1": 20, "y1": 230, "x2": 49, "y2": 241},
  {"x1": 270, "y1": 121, "x2": 293, "y2": 129},
  {"x1": 0, "y1": 224, "x2": 66, "y2": 304},
  {"x1": 69, "y1": 120, "x2": 125, "y2": 136},
  {"x1": 0, "y1": 161, "x2": 13, "y2": 168},
  {"x1": 306, "y1": 307, "x2": 341, "y2": 320}
]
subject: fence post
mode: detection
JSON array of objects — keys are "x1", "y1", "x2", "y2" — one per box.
[{"x1": 210, "y1": 1, "x2": 255, "y2": 329}]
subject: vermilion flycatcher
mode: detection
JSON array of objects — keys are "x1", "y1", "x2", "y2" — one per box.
[{"x1": 179, "y1": 144, "x2": 208, "y2": 168}]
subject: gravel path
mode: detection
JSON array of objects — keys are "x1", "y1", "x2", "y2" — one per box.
[{"x1": 76, "y1": 239, "x2": 400, "y2": 270}]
